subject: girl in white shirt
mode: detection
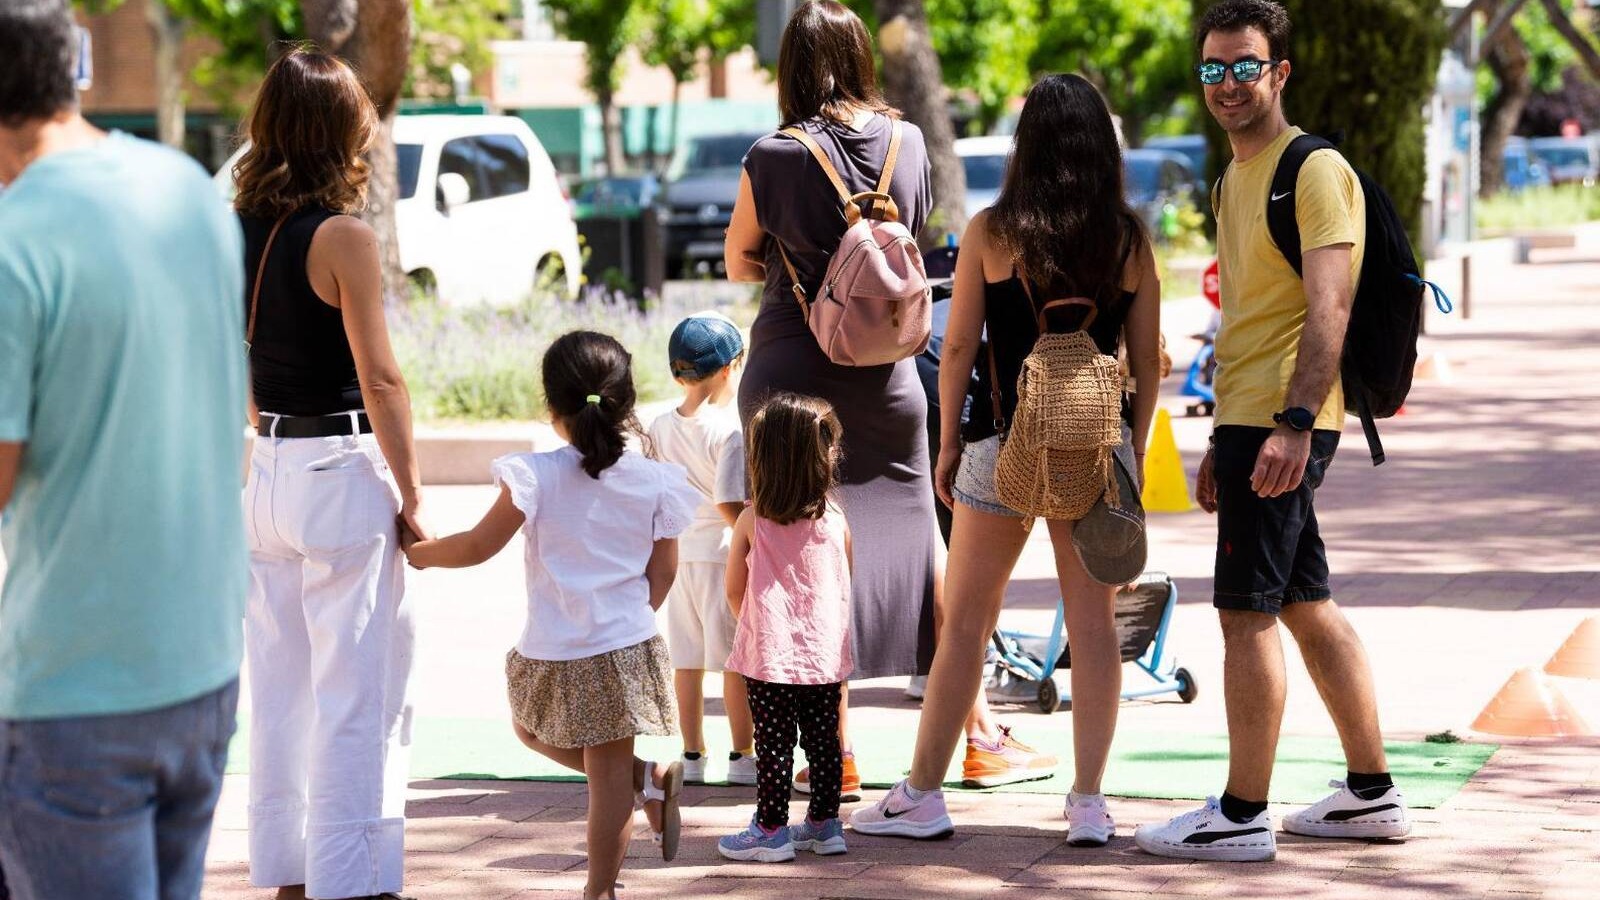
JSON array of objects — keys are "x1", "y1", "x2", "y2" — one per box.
[{"x1": 402, "y1": 330, "x2": 700, "y2": 900}]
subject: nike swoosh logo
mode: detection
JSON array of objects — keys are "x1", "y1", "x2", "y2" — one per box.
[
  {"x1": 1323, "y1": 803, "x2": 1400, "y2": 822},
  {"x1": 1271, "y1": 191, "x2": 1293, "y2": 201},
  {"x1": 882, "y1": 807, "x2": 909, "y2": 819},
  {"x1": 1183, "y1": 826, "x2": 1271, "y2": 844}
]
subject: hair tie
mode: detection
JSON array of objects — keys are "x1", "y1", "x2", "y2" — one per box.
[{"x1": 586, "y1": 394, "x2": 602, "y2": 406}]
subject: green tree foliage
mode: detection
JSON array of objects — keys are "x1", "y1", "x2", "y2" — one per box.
[
  {"x1": 925, "y1": 0, "x2": 1038, "y2": 133},
  {"x1": 1032, "y1": 0, "x2": 1194, "y2": 144},
  {"x1": 543, "y1": 0, "x2": 638, "y2": 171},
  {"x1": 408, "y1": 0, "x2": 513, "y2": 101},
  {"x1": 1190, "y1": 0, "x2": 1447, "y2": 241}
]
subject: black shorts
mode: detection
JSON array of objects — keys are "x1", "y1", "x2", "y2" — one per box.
[{"x1": 1213, "y1": 425, "x2": 1340, "y2": 615}]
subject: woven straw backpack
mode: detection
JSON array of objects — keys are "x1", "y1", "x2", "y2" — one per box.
[
  {"x1": 990, "y1": 283, "x2": 1124, "y2": 521},
  {"x1": 776, "y1": 120, "x2": 932, "y2": 367}
]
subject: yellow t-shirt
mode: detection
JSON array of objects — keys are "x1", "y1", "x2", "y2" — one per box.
[{"x1": 1213, "y1": 127, "x2": 1365, "y2": 432}]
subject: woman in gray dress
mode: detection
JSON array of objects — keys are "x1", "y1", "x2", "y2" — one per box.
[{"x1": 725, "y1": 0, "x2": 1054, "y2": 798}]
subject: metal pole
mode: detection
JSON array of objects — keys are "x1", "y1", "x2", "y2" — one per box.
[{"x1": 1461, "y1": 252, "x2": 1473, "y2": 320}]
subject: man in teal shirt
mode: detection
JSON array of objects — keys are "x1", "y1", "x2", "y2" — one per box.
[{"x1": 0, "y1": 2, "x2": 247, "y2": 896}]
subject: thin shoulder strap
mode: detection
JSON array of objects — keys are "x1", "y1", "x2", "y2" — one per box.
[
  {"x1": 875, "y1": 119, "x2": 904, "y2": 195},
  {"x1": 245, "y1": 212, "x2": 292, "y2": 350},
  {"x1": 1018, "y1": 274, "x2": 1098, "y2": 335},
  {"x1": 781, "y1": 126, "x2": 851, "y2": 203}
]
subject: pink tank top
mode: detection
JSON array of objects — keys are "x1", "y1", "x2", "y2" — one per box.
[{"x1": 725, "y1": 507, "x2": 853, "y2": 685}]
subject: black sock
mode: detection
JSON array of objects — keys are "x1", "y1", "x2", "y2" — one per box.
[
  {"x1": 1346, "y1": 771, "x2": 1394, "y2": 800},
  {"x1": 1219, "y1": 792, "x2": 1268, "y2": 824}
]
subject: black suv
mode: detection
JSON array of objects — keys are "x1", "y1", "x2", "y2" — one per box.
[{"x1": 659, "y1": 131, "x2": 769, "y2": 277}]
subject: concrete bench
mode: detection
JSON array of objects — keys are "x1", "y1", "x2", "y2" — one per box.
[{"x1": 1512, "y1": 230, "x2": 1577, "y2": 264}]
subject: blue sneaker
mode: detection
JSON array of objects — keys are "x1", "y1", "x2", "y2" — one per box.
[
  {"x1": 717, "y1": 816, "x2": 796, "y2": 862},
  {"x1": 789, "y1": 816, "x2": 848, "y2": 855}
]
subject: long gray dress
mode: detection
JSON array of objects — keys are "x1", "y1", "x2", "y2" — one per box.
[{"x1": 738, "y1": 113, "x2": 936, "y2": 680}]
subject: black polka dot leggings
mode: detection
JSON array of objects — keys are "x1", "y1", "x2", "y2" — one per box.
[{"x1": 744, "y1": 677, "x2": 843, "y2": 829}]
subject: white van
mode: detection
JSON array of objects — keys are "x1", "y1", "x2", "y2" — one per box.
[{"x1": 217, "y1": 114, "x2": 581, "y2": 304}]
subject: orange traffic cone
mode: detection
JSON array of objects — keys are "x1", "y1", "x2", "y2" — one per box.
[
  {"x1": 1471, "y1": 667, "x2": 1592, "y2": 737},
  {"x1": 1545, "y1": 616, "x2": 1600, "y2": 680}
]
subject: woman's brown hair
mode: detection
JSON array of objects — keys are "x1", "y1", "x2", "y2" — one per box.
[
  {"x1": 777, "y1": 1, "x2": 895, "y2": 126},
  {"x1": 233, "y1": 48, "x2": 378, "y2": 218},
  {"x1": 747, "y1": 393, "x2": 843, "y2": 525}
]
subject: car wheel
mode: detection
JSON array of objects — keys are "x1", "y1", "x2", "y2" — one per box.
[
  {"x1": 407, "y1": 269, "x2": 438, "y2": 304},
  {"x1": 535, "y1": 254, "x2": 572, "y2": 300}
]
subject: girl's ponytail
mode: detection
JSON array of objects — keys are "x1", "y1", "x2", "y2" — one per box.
[{"x1": 542, "y1": 331, "x2": 640, "y2": 479}]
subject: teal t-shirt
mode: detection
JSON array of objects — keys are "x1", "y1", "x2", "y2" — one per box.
[{"x1": 0, "y1": 132, "x2": 247, "y2": 719}]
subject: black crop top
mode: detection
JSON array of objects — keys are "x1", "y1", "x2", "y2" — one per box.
[
  {"x1": 962, "y1": 229, "x2": 1140, "y2": 444},
  {"x1": 241, "y1": 208, "x2": 364, "y2": 417}
]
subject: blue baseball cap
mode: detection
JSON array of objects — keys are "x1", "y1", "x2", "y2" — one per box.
[{"x1": 668, "y1": 311, "x2": 744, "y2": 379}]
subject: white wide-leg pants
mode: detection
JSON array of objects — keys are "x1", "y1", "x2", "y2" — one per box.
[{"x1": 242, "y1": 431, "x2": 415, "y2": 898}]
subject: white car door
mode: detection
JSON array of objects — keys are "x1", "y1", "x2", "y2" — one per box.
[{"x1": 468, "y1": 133, "x2": 540, "y2": 304}]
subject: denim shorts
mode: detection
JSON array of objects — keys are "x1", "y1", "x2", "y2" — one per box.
[
  {"x1": 952, "y1": 435, "x2": 1021, "y2": 517},
  {"x1": 954, "y1": 426, "x2": 1137, "y2": 519}
]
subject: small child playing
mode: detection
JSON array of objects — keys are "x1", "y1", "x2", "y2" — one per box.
[
  {"x1": 716, "y1": 394, "x2": 854, "y2": 863},
  {"x1": 400, "y1": 330, "x2": 701, "y2": 900},
  {"x1": 648, "y1": 312, "x2": 758, "y2": 787}
]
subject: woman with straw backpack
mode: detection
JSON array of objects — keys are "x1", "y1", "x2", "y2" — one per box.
[{"x1": 852, "y1": 73, "x2": 1163, "y2": 844}]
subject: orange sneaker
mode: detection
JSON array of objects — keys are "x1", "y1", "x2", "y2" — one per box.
[
  {"x1": 962, "y1": 725, "x2": 1058, "y2": 788},
  {"x1": 792, "y1": 752, "x2": 862, "y2": 803}
]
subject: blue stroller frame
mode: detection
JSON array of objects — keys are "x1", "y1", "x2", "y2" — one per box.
[
  {"x1": 1181, "y1": 341, "x2": 1216, "y2": 417},
  {"x1": 990, "y1": 572, "x2": 1197, "y2": 714}
]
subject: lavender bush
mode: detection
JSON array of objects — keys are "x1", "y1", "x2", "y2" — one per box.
[{"x1": 390, "y1": 284, "x2": 756, "y2": 423}]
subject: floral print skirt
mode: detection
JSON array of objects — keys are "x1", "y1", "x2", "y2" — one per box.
[{"x1": 505, "y1": 635, "x2": 678, "y2": 749}]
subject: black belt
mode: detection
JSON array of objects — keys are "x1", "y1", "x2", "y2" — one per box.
[{"x1": 258, "y1": 411, "x2": 372, "y2": 438}]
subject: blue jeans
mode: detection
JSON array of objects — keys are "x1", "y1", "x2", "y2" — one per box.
[{"x1": 0, "y1": 679, "x2": 238, "y2": 900}]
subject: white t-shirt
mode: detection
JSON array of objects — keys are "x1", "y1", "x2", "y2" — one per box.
[
  {"x1": 647, "y1": 404, "x2": 746, "y2": 564},
  {"x1": 492, "y1": 446, "x2": 699, "y2": 661}
]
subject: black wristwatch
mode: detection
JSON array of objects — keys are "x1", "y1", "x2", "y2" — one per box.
[{"x1": 1273, "y1": 406, "x2": 1315, "y2": 432}]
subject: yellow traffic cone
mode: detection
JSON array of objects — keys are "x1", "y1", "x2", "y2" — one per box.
[{"x1": 1141, "y1": 408, "x2": 1194, "y2": 513}]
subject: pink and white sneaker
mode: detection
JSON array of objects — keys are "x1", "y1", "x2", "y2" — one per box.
[
  {"x1": 848, "y1": 779, "x2": 954, "y2": 840},
  {"x1": 1064, "y1": 792, "x2": 1116, "y2": 847}
]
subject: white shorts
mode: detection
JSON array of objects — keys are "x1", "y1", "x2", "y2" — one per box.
[{"x1": 664, "y1": 561, "x2": 738, "y2": 671}]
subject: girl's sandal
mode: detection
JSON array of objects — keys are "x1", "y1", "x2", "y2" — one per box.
[{"x1": 637, "y1": 759, "x2": 685, "y2": 861}]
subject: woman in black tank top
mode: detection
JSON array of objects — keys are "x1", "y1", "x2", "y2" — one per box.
[
  {"x1": 232, "y1": 50, "x2": 424, "y2": 900},
  {"x1": 854, "y1": 75, "x2": 1163, "y2": 843}
]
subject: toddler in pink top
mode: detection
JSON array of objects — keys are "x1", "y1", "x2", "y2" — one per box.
[{"x1": 718, "y1": 394, "x2": 854, "y2": 863}]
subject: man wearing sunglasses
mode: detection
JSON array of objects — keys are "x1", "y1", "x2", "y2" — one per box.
[{"x1": 1134, "y1": 0, "x2": 1409, "y2": 863}]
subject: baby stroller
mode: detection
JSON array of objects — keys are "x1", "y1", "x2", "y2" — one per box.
[
  {"x1": 987, "y1": 572, "x2": 1197, "y2": 714},
  {"x1": 1181, "y1": 258, "x2": 1222, "y2": 418},
  {"x1": 917, "y1": 247, "x2": 1196, "y2": 714}
]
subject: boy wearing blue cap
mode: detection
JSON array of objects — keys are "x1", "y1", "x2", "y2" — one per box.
[{"x1": 648, "y1": 312, "x2": 758, "y2": 785}]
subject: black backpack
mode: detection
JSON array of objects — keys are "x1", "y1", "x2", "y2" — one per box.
[{"x1": 1218, "y1": 134, "x2": 1453, "y2": 465}]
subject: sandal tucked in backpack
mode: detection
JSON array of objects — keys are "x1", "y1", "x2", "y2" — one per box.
[{"x1": 776, "y1": 120, "x2": 933, "y2": 367}]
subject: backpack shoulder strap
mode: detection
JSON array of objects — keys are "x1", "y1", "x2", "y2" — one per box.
[
  {"x1": 781, "y1": 126, "x2": 851, "y2": 204},
  {"x1": 1018, "y1": 275, "x2": 1097, "y2": 335},
  {"x1": 875, "y1": 119, "x2": 904, "y2": 196},
  {"x1": 1266, "y1": 133, "x2": 1337, "y2": 278}
]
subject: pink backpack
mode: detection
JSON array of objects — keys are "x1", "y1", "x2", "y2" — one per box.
[{"x1": 776, "y1": 120, "x2": 932, "y2": 367}]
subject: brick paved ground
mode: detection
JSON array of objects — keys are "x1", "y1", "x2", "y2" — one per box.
[{"x1": 201, "y1": 238, "x2": 1600, "y2": 899}]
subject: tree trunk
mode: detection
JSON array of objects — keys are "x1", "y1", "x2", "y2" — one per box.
[
  {"x1": 1481, "y1": 12, "x2": 1532, "y2": 196},
  {"x1": 145, "y1": 0, "x2": 186, "y2": 150},
  {"x1": 874, "y1": 0, "x2": 967, "y2": 246},
  {"x1": 666, "y1": 78, "x2": 684, "y2": 174},
  {"x1": 599, "y1": 87, "x2": 626, "y2": 174},
  {"x1": 1538, "y1": 0, "x2": 1600, "y2": 82},
  {"x1": 303, "y1": 0, "x2": 411, "y2": 302}
]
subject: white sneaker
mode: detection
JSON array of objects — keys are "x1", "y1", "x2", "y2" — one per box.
[
  {"x1": 1283, "y1": 780, "x2": 1411, "y2": 839},
  {"x1": 681, "y1": 753, "x2": 707, "y2": 784},
  {"x1": 904, "y1": 675, "x2": 928, "y2": 700},
  {"x1": 1133, "y1": 796, "x2": 1276, "y2": 862},
  {"x1": 1064, "y1": 792, "x2": 1115, "y2": 847},
  {"x1": 848, "y1": 779, "x2": 955, "y2": 840},
  {"x1": 726, "y1": 751, "x2": 759, "y2": 786}
]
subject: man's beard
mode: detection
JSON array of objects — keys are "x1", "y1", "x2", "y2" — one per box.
[{"x1": 1211, "y1": 92, "x2": 1271, "y2": 136}]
